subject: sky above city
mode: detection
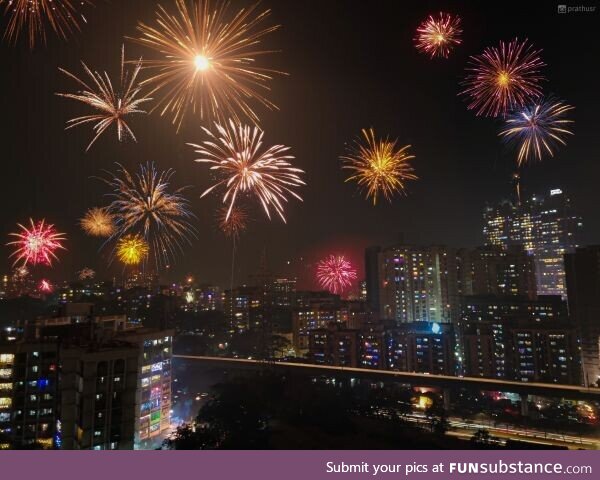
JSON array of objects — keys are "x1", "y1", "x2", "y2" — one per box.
[{"x1": 1, "y1": 0, "x2": 599, "y2": 288}]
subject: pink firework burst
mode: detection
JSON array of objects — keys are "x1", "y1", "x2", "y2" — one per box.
[
  {"x1": 461, "y1": 38, "x2": 545, "y2": 117},
  {"x1": 415, "y1": 12, "x2": 462, "y2": 59},
  {"x1": 8, "y1": 219, "x2": 66, "y2": 267},
  {"x1": 316, "y1": 254, "x2": 357, "y2": 295},
  {"x1": 38, "y1": 279, "x2": 53, "y2": 293}
]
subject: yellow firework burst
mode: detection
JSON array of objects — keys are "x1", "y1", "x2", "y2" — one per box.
[
  {"x1": 129, "y1": 0, "x2": 283, "y2": 130},
  {"x1": 116, "y1": 234, "x2": 149, "y2": 266},
  {"x1": 80, "y1": 207, "x2": 116, "y2": 237},
  {"x1": 341, "y1": 128, "x2": 417, "y2": 205}
]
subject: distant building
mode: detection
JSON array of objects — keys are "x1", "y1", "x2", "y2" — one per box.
[
  {"x1": 483, "y1": 188, "x2": 582, "y2": 298},
  {"x1": 292, "y1": 294, "x2": 368, "y2": 354},
  {"x1": 125, "y1": 271, "x2": 159, "y2": 290},
  {"x1": 308, "y1": 323, "x2": 359, "y2": 367},
  {"x1": 364, "y1": 246, "x2": 381, "y2": 313},
  {"x1": 292, "y1": 300, "x2": 338, "y2": 352},
  {"x1": 360, "y1": 324, "x2": 387, "y2": 369},
  {"x1": 306, "y1": 321, "x2": 455, "y2": 375},
  {"x1": 457, "y1": 295, "x2": 579, "y2": 384},
  {"x1": 377, "y1": 245, "x2": 459, "y2": 325},
  {"x1": 386, "y1": 322, "x2": 455, "y2": 375},
  {"x1": 271, "y1": 278, "x2": 297, "y2": 307},
  {"x1": 223, "y1": 286, "x2": 264, "y2": 333},
  {"x1": 565, "y1": 246, "x2": 600, "y2": 387},
  {"x1": 358, "y1": 280, "x2": 367, "y2": 302},
  {"x1": 458, "y1": 245, "x2": 537, "y2": 300}
]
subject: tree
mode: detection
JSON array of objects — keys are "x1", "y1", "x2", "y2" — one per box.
[
  {"x1": 426, "y1": 400, "x2": 450, "y2": 435},
  {"x1": 470, "y1": 428, "x2": 494, "y2": 446}
]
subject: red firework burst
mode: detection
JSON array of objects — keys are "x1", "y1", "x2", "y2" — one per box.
[
  {"x1": 415, "y1": 12, "x2": 462, "y2": 59},
  {"x1": 7, "y1": 219, "x2": 66, "y2": 267},
  {"x1": 316, "y1": 254, "x2": 357, "y2": 295},
  {"x1": 461, "y1": 38, "x2": 545, "y2": 117}
]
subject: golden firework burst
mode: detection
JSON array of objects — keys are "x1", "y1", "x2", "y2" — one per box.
[
  {"x1": 80, "y1": 207, "x2": 116, "y2": 237},
  {"x1": 341, "y1": 128, "x2": 417, "y2": 205},
  {"x1": 116, "y1": 234, "x2": 149, "y2": 266},
  {"x1": 57, "y1": 46, "x2": 151, "y2": 151},
  {"x1": 1, "y1": 0, "x2": 93, "y2": 48},
  {"x1": 129, "y1": 0, "x2": 283, "y2": 130}
]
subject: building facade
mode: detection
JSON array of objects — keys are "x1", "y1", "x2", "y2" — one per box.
[
  {"x1": 377, "y1": 245, "x2": 459, "y2": 325},
  {"x1": 456, "y1": 295, "x2": 580, "y2": 384},
  {"x1": 565, "y1": 246, "x2": 600, "y2": 387},
  {"x1": 483, "y1": 188, "x2": 582, "y2": 299}
]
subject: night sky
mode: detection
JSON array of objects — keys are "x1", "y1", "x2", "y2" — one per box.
[{"x1": 1, "y1": 0, "x2": 599, "y2": 289}]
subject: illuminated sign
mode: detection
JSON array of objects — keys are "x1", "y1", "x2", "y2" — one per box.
[{"x1": 550, "y1": 189, "x2": 562, "y2": 196}]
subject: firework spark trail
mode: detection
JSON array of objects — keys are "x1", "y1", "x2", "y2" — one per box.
[
  {"x1": 316, "y1": 254, "x2": 357, "y2": 295},
  {"x1": 341, "y1": 128, "x2": 417, "y2": 205},
  {"x1": 461, "y1": 38, "x2": 545, "y2": 118},
  {"x1": 7, "y1": 219, "x2": 66, "y2": 267},
  {"x1": 130, "y1": 0, "x2": 284, "y2": 130},
  {"x1": 57, "y1": 46, "x2": 151, "y2": 151},
  {"x1": 189, "y1": 120, "x2": 305, "y2": 222},
  {"x1": 101, "y1": 162, "x2": 196, "y2": 266},
  {"x1": 499, "y1": 98, "x2": 574, "y2": 166},
  {"x1": 1, "y1": 0, "x2": 93, "y2": 48},
  {"x1": 415, "y1": 12, "x2": 462, "y2": 59},
  {"x1": 80, "y1": 207, "x2": 116, "y2": 237},
  {"x1": 116, "y1": 234, "x2": 149, "y2": 266}
]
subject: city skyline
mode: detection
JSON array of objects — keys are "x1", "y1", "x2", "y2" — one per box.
[{"x1": 1, "y1": 1, "x2": 599, "y2": 287}]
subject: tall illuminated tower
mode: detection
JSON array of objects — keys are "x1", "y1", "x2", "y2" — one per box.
[{"x1": 483, "y1": 188, "x2": 582, "y2": 299}]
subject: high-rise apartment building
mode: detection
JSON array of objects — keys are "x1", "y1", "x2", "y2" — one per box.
[
  {"x1": 457, "y1": 295, "x2": 579, "y2": 384},
  {"x1": 377, "y1": 245, "x2": 459, "y2": 325},
  {"x1": 565, "y1": 246, "x2": 600, "y2": 387},
  {"x1": 483, "y1": 188, "x2": 582, "y2": 298},
  {"x1": 0, "y1": 306, "x2": 172, "y2": 449},
  {"x1": 458, "y1": 245, "x2": 537, "y2": 300}
]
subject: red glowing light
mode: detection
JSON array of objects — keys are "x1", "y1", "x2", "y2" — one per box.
[{"x1": 316, "y1": 254, "x2": 357, "y2": 295}]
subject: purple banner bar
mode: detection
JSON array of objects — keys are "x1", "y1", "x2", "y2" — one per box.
[{"x1": 1, "y1": 451, "x2": 599, "y2": 480}]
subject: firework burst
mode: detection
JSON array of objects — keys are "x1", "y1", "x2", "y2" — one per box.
[
  {"x1": 7, "y1": 219, "x2": 66, "y2": 267},
  {"x1": 316, "y1": 254, "x2": 357, "y2": 295},
  {"x1": 38, "y1": 279, "x2": 53, "y2": 293},
  {"x1": 78, "y1": 267, "x2": 96, "y2": 280},
  {"x1": 415, "y1": 12, "x2": 462, "y2": 59},
  {"x1": 101, "y1": 162, "x2": 196, "y2": 266},
  {"x1": 461, "y1": 38, "x2": 545, "y2": 117},
  {"x1": 218, "y1": 205, "x2": 248, "y2": 239},
  {"x1": 57, "y1": 46, "x2": 151, "y2": 151},
  {"x1": 499, "y1": 98, "x2": 574, "y2": 166},
  {"x1": 80, "y1": 207, "x2": 116, "y2": 237},
  {"x1": 13, "y1": 266, "x2": 29, "y2": 280},
  {"x1": 1, "y1": 0, "x2": 93, "y2": 48},
  {"x1": 189, "y1": 120, "x2": 305, "y2": 222},
  {"x1": 129, "y1": 0, "x2": 283, "y2": 130},
  {"x1": 116, "y1": 234, "x2": 149, "y2": 266},
  {"x1": 341, "y1": 128, "x2": 417, "y2": 205}
]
